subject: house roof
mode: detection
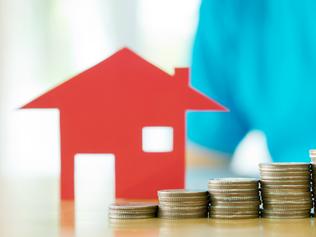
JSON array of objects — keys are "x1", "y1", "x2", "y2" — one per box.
[{"x1": 22, "y1": 48, "x2": 226, "y2": 112}]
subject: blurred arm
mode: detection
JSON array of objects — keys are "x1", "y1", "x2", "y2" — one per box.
[{"x1": 187, "y1": 0, "x2": 250, "y2": 157}]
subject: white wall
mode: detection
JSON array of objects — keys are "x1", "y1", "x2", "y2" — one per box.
[{"x1": 0, "y1": 0, "x2": 201, "y2": 177}]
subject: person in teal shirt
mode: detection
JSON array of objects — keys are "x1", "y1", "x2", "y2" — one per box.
[{"x1": 188, "y1": 0, "x2": 316, "y2": 162}]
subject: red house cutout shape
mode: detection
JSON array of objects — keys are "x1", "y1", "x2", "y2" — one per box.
[{"x1": 22, "y1": 48, "x2": 226, "y2": 200}]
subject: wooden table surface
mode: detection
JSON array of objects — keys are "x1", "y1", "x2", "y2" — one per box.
[{"x1": 0, "y1": 177, "x2": 315, "y2": 237}]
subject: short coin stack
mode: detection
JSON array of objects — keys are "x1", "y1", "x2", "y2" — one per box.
[
  {"x1": 260, "y1": 163, "x2": 312, "y2": 219},
  {"x1": 108, "y1": 203, "x2": 158, "y2": 219},
  {"x1": 157, "y1": 190, "x2": 209, "y2": 219},
  {"x1": 208, "y1": 178, "x2": 260, "y2": 219}
]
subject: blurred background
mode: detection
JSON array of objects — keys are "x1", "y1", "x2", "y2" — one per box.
[
  {"x1": 0, "y1": 0, "x2": 272, "y2": 197},
  {"x1": 0, "y1": 1, "x2": 284, "y2": 235}
]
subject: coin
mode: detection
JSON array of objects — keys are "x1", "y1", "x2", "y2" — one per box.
[
  {"x1": 109, "y1": 214, "x2": 156, "y2": 219},
  {"x1": 159, "y1": 205, "x2": 207, "y2": 212},
  {"x1": 260, "y1": 179, "x2": 310, "y2": 185},
  {"x1": 259, "y1": 162, "x2": 313, "y2": 219},
  {"x1": 158, "y1": 212, "x2": 207, "y2": 219},
  {"x1": 210, "y1": 196, "x2": 259, "y2": 202},
  {"x1": 108, "y1": 203, "x2": 158, "y2": 219},
  {"x1": 158, "y1": 189, "x2": 208, "y2": 198},
  {"x1": 211, "y1": 200, "x2": 261, "y2": 206},
  {"x1": 209, "y1": 206, "x2": 259, "y2": 213},
  {"x1": 260, "y1": 184, "x2": 310, "y2": 190},
  {"x1": 259, "y1": 162, "x2": 310, "y2": 169},
  {"x1": 208, "y1": 188, "x2": 258, "y2": 193},
  {"x1": 259, "y1": 176, "x2": 310, "y2": 181},
  {"x1": 263, "y1": 199, "x2": 312, "y2": 205},
  {"x1": 262, "y1": 213, "x2": 310, "y2": 219},
  {"x1": 158, "y1": 196, "x2": 209, "y2": 202},
  {"x1": 209, "y1": 213, "x2": 259, "y2": 219},
  {"x1": 109, "y1": 203, "x2": 158, "y2": 210},
  {"x1": 209, "y1": 191, "x2": 258, "y2": 197},
  {"x1": 263, "y1": 204, "x2": 312, "y2": 210},
  {"x1": 157, "y1": 189, "x2": 209, "y2": 219},
  {"x1": 158, "y1": 200, "x2": 209, "y2": 207},
  {"x1": 259, "y1": 171, "x2": 310, "y2": 177},
  {"x1": 208, "y1": 178, "x2": 258, "y2": 185},
  {"x1": 208, "y1": 177, "x2": 260, "y2": 219}
]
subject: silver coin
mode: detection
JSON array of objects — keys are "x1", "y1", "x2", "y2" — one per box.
[
  {"x1": 158, "y1": 213, "x2": 208, "y2": 219},
  {"x1": 208, "y1": 188, "x2": 258, "y2": 193},
  {"x1": 263, "y1": 199, "x2": 312, "y2": 205},
  {"x1": 211, "y1": 200, "x2": 261, "y2": 206},
  {"x1": 208, "y1": 178, "x2": 258, "y2": 185},
  {"x1": 259, "y1": 175, "x2": 310, "y2": 181},
  {"x1": 263, "y1": 204, "x2": 312, "y2": 210},
  {"x1": 108, "y1": 214, "x2": 156, "y2": 219},
  {"x1": 158, "y1": 200, "x2": 209, "y2": 207},
  {"x1": 262, "y1": 191, "x2": 311, "y2": 196},
  {"x1": 260, "y1": 171, "x2": 310, "y2": 177},
  {"x1": 210, "y1": 206, "x2": 259, "y2": 213},
  {"x1": 259, "y1": 162, "x2": 310, "y2": 167},
  {"x1": 109, "y1": 203, "x2": 158, "y2": 211},
  {"x1": 158, "y1": 196, "x2": 209, "y2": 202},
  {"x1": 210, "y1": 196, "x2": 259, "y2": 202},
  {"x1": 262, "y1": 209, "x2": 310, "y2": 215},
  {"x1": 260, "y1": 184, "x2": 310, "y2": 190},
  {"x1": 158, "y1": 205, "x2": 207, "y2": 212},
  {"x1": 109, "y1": 209, "x2": 157, "y2": 215},
  {"x1": 262, "y1": 213, "x2": 310, "y2": 219},
  {"x1": 158, "y1": 189, "x2": 208, "y2": 198},
  {"x1": 209, "y1": 213, "x2": 259, "y2": 219},
  {"x1": 209, "y1": 190, "x2": 258, "y2": 196},
  {"x1": 261, "y1": 179, "x2": 310, "y2": 185}
]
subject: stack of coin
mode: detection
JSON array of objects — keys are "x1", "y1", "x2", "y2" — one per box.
[
  {"x1": 260, "y1": 163, "x2": 312, "y2": 219},
  {"x1": 208, "y1": 178, "x2": 260, "y2": 219},
  {"x1": 310, "y1": 150, "x2": 316, "y2": 209},
  {"x1": 108, "y1": 203, "x2": 158, "y2": 219},
  {"x1": 157, "y1": 189, "x2": 209, "y2": 219}
]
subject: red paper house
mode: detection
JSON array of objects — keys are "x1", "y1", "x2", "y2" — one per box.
[{"x1": 22, "y1": 48, "x2": 226, "y2": 200}]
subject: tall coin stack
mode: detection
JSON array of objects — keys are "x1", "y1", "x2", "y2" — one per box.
[
  {"x1": 310, "y1": 150, "x2": 316, "y2": 210},
  {"x1": 157, "y1": 190, "x2": 209, "y2": 219},
  {"x1": 108, "y1": 203, "x2": 158, "y2": 219},
  {"x1": 208, "y1": 178, "x2": 260, "y2": 219},
  {"x1": 260, "y1": 163, "x2": 312, "y2": 219}
]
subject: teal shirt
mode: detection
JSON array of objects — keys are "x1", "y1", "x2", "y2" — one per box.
[{"x1": 188, "y1": 0, "x2": 316, "y2": 162}]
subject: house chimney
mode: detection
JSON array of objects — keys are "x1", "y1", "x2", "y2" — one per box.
[{"x1": 174, "y1": 68, "x2": 189, "y2": 85}]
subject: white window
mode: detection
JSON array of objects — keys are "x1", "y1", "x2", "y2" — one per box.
[{"x1": 142, "y1": 126, "x2": 174, "y2": 152}]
